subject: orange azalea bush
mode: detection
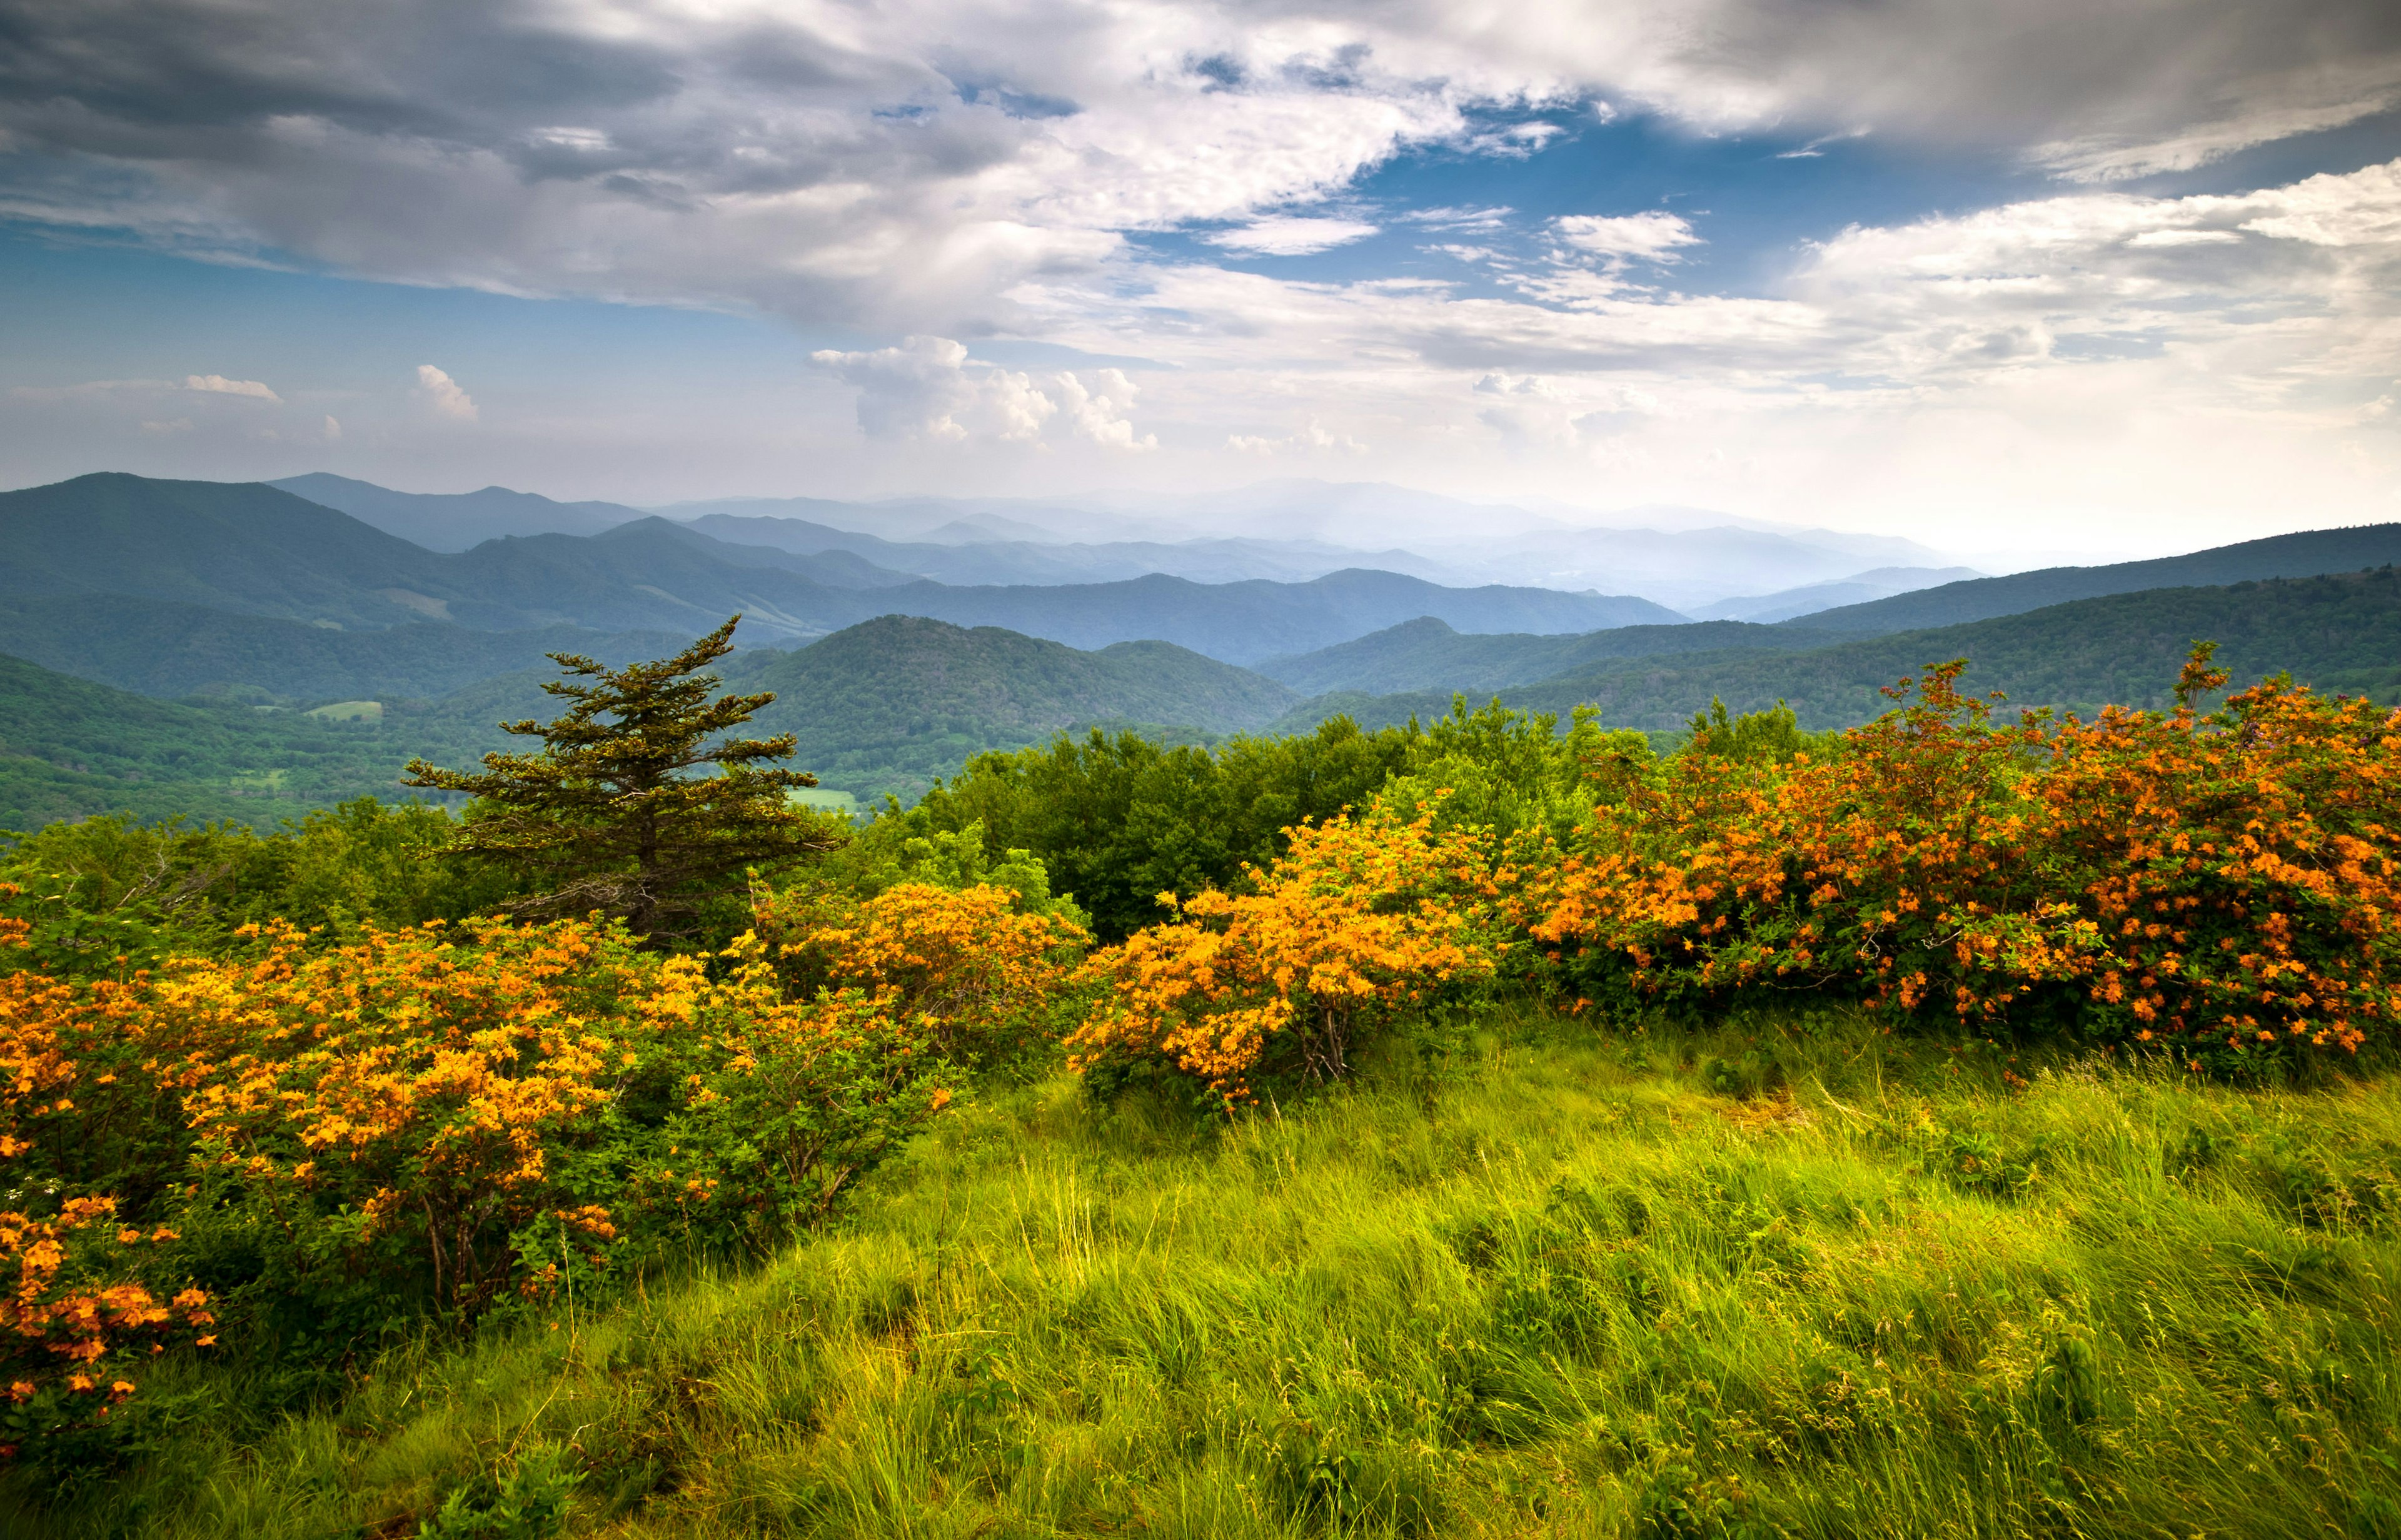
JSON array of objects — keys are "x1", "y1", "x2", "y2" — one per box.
[
  {"x1": 2027, "y1": 663, "x2": 2401, "y2": 1055},
  {"x1": 142, "y1": 918, "x2": 656, "y2": 1316},
  {"x1": 0, "y1": 1199, "x2": 214, "y2": 1456},
  {"x1": 633, "y1": 935, "x2": 960, "y2": 1242},
  {"x1": 1533, "y1": 650, "x2": 2401, "y2": 1067},
  {"x1": 0, "y1": 895, "x2": 216, "y2": 1450},
  {"x1": 0, "y1": 907, "x2": 980, "y2": 1436},
  {"x1": 750, "y1": 878, "x2": 1089, "y2": 1064},
  {"x1": 1069, "y1": 807, "x2": 1506, "y2": 1105}
]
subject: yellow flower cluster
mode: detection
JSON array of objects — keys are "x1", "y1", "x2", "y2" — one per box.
[
  {"x1": 1531, "y1": 653, "x2": 2401, "y2": 1060},
  {"x1": 1069, "y1": 808, "x2": 1501, "y2": 1103}
]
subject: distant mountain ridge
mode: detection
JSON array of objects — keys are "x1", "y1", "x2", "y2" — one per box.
[
  {"x1": 679, "y1": 511, "x2": 1457, "y2": 587},
  {"x1": 1271, "y1": 569, "x2": 2401, "y2": 737},
  {"x1": 269, "y1": 473, "x2": 648, "y2": 550},
  {"x1": 1689, "y1": 567, "x2": 1986, "y2": 624},
  {"x1": 1794, "y1": 526, "x2": 2401, "y2": 633},
  {"x1": 1256, "y1": 617, "x2": 1845, "y2": 697},
  {"x1": 285, "y1": 473, "x2": 1981, "y2": 611},
  {"x1": 843, "y1": 569, "x2": 1682, "y2": 667},
  {"x1": 0, "y1": 475, "x2": 1684, "y2": 698}
]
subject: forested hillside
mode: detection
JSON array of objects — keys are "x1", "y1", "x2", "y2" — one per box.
[
  {"x1": 720, "y1": 617, "x2": 1299, "y2": 800},
  {"x1": 1799, "y1": 522, "x2": 2401, "y2": 633},
  {"x1": 0, "y1": 655, "x2": 405, "y2": 828},
  {"x1": 0, "y1": 594, "x2": 685, "y2": 703},
  {"x1": 0, "y1": 616, "x2": 1307, "y2": 822},
  {"x1": 1277, "y1": 568, "x2": 2401, "y2": 734},
  {"x1": 1257, "y1": 615, "x2": 1845, "y2": 695}
]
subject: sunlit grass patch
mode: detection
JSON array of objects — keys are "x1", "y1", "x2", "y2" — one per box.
[{"x1": 14, "y1": 1012, "x2": 2401, "y2": 1538}]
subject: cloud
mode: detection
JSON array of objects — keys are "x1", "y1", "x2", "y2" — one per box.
[
  {"x1": 811, "y1": 336, "x2": 1049, "y2": 441},
  {"x1": 322, "y1": 414, "x2": 341, "y2": 440},
  {"x1": 184, "y1": 373, "x2": 279, "y2": 401},
  {"x1": 415, "y1": 364, "x2": 478, "y2": 421},
  {"x1": 7, "y1": 0, "x2": 2386, "y2": 335},
  {"x1": 2035, "y1": 56, "x2": 2401, "y2": 181},
  {"x1": 1554, "y1": 211, "x2": 1702, "y2": 261},
  {"x1": 1204, "y1": 216, "x2": 1381, "y2": 255},
  {"x1": 1056, "y1": 369, "x2": 1157, "y2": 450},
  {"x1": 1399, "y1": 205, "x2": 1513, "y2": 232},
  {"x1": 1227, "y1": 418, "x2": 1367, "y2": 455},
  {"x1": 810, "y1": 335, "x2": 1155, "y2": 449},
  {"x1": 975, "y1": 153, "x2": 2401, "y2": 525},
  {"x1": 2, "y1": 0, "x2": 2397, "y2": 542}
]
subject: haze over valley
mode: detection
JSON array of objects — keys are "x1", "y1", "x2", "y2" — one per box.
[{"x1": 3, "y1": 464, "x2": 2397, "y2": 820}]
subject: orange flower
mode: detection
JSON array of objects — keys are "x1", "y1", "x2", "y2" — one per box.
[{"x1": 1070, "y1": 808, "x2": 1502, "y2": 1104}]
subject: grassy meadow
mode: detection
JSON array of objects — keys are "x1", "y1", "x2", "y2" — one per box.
[{"x1": 19, "y1": 1011, "x2": 2400, "y2": 1540}]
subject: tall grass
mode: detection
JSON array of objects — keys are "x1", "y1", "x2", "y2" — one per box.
[{"x1": 16, "y1": 1013, "x2": 2401, "y2": 1539}]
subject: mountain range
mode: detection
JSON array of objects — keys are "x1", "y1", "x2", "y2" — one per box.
[
  {"x1": 1266, "y1": 568, "x2": 2401, "y2": 738},
  {"x1": 4, "y1": 468, "x2": 2398, "y2": 830},
  {"x1": 1793, "y1": 525, "x2": 2401, "y2": 633},
  {"x1": 274, "y1": 471, "x2": 1979, "y2": 611},
  {"x1": 1, "y1": 475, "x2": 1674, "y2": 684}
]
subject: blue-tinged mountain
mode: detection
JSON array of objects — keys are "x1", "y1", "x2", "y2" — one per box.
[
  {"x1": 1, "y1": 475, "x2": 1683, "y2": 693},
  {"x1": 1797, "y1": 525, "x2": 2401, "y2": 634},
  {"x1": 850, "y1": 570, "x2": 1679, "y2": 667},
  {"x1": 0, "y1": 594, "x2": 689, "y2": 705},
  {"x1": 269, "y1": 472, "x2": 650, "y2": 550},
  {"x1": 1, "y1": 472, "x2": 461, "y2": 630},
  {"x1": 0, "y1": 474, "x2": 889, "y2": 635},
  {"x1": 1271, "y1": 568, "x2": 2401, "y2": 737},
  {"x1": 1257, "y1": 617, "x2": 1846, "y2": 697},
  {"x1": 678, "y1": 509, "x2": 1457, "y2": 587},
  {"x1": 1689, "y1": 566, "x2": 1984, "y2": 624}
]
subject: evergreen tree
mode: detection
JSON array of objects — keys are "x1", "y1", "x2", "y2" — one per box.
[{"x1": 404, "y1": 617, "x2": 838, "y2": 937}]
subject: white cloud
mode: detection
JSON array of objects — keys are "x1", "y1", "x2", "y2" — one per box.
[
  {"x1": 415, "y1": 365, "x2": 478, "y2": 421},
  {"x1": 1227, "y1": 418, "x2": 1367, "y2": 455},
  {"x1": 811, "y1": 336, "x2": 1156, "y2": 450},
  {"x1": 1, "y1": 0, "x2": 2390, "y2": 340},
  {"x1": 322, "y1": 414, "x2": 342, "y2": 441},
  {"x1": 1554, "y1": 211, "x2": 1703, "y2": 261},
  {"x1": 1204, "y1": 216, "x2": 1381, "y2": 255},
  {"x1": 2127, "y1": 229, "x2": 2243, "y2": 247},
  {"x1": 184, "y1": 373, "x2": 280, "y2": 401},
  {"x1": 1, "y1": 0, "x2": 2397, "y2": 545},
  {"x1": 1056, "y1": 370, "x2": 1157, "y2": 450},
  {"x1": 1399, "y1": 205, "x2": 1514, "y2": 232},
  {"x1": 812, "y1": 336, "x2": 1050, "y2": 441}
]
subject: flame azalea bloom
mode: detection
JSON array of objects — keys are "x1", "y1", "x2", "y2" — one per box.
[
  {"x1": 1531, "y1": 648, "x2": 2401, "y2": 1067},
  {"x1": 0, "y1": 890, "x2": 994, "y2": 1434},
  {"x1": 1070, "y1": 808, "x2": 1504, "y2": 1105}
]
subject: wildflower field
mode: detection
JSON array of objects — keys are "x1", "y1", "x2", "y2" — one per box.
[{"x1": 4, "y1": 648, "x2": 2399, "y2": 1537}]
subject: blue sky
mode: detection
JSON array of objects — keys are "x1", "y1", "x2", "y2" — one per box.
[{"x1": 2, "y1": 0, "x2": 2398, "y2": 559}]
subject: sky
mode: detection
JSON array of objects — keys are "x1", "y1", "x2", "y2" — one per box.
[{"x1": 3, "y1": 0, "x2": 2399, "y2": 560}]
